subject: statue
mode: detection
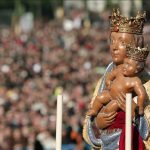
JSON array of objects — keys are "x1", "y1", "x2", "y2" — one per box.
[
  {"x1": 83, "y1": 9, "x2": 150, "y2": 150},
  {"x1": 87, "y1": 45, "x2": 149, "y2": 118}
]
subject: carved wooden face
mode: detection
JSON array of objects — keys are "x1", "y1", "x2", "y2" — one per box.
[
  {"x1": 123, "y1": 58, "x2": 138, "y2": 76},
  {"x1": 110, "y1": 32, "x2": 135, "y2": 65}
]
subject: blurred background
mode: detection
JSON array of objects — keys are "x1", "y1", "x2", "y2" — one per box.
[{"x1": 0, "y1": 0, "x2": 150, "y2": 150}]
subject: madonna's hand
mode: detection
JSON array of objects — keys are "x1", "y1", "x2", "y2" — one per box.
[{"x1": 95, "y1": 111, "x2": 117, "y2": 129}]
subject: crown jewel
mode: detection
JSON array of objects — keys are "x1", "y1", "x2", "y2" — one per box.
[
  {"x1": 126, "y1": 44, "x2": 149, "y2": 62},
  {"x1": 109, "y1": 9, "x2": 146, "y2": 34}
]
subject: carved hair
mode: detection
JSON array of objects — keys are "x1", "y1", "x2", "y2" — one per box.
[{"x1": 133, "y1": 34, "x2": 144, "y2": 48}]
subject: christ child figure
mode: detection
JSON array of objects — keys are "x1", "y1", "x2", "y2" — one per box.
[{"x1": 87, "y1": 44, "x2": 149, "y2": 117}]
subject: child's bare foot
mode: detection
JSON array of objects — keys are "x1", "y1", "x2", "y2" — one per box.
[
  {"x1": 139, "y1": 106, "x2": 144, "y2": 115},
  {"x1": 86, "y1": 109, "x2": 97, "y2": 116}
]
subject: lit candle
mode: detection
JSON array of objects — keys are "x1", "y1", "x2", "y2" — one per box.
[
  {"x1": 125, "y1": 93, "x2": 132, "y2": 150},
  {"x1": 56, "y1": 94, "x2": 63, "y2": 150}
]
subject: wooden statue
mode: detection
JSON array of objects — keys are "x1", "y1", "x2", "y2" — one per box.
[
  {"x1": 83, "y1": 9, "x2": 150, "y2": 150},
  {"x1": 87, "y1": 45, "x2": 149, "y2": 119}
]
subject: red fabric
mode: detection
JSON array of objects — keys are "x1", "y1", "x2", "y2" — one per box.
[
  {"x1": 108, "y1": 110, "x2": 125, "y2": 129},
  {"x1": 119, "y1": 125, "x2": 144, "y2": 150},
  {"x1": 108, "y1": 110, "x2": 144, "y2": 150}
]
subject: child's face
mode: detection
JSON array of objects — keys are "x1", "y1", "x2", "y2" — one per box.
[{"x1": 123, "y1": 58, "x2": 138, "y2": 76}]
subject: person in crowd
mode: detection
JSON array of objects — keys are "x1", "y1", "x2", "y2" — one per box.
[{"x1": 0, "y1": 8, "x2": 149, "y2": 150}]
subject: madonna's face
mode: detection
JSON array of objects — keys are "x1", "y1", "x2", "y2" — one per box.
[{"x1": 110, "y1": 32, "x2": 135, "y2": 65}]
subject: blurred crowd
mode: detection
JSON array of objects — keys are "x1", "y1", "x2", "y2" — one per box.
[{"x1": 0, "y1": 9, "x2": 150, "y2": 150}]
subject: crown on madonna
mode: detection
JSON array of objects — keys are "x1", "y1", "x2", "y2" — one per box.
[{"x1": 109, "y1": 8, "x2": 146, "y2": 35}]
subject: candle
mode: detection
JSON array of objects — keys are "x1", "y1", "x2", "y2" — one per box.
[
  {"x1": 125, "y1": 93, "x2": 132, "y2": 150},
  {"x1": 56, "y1": 94, "x2": 63, "y2": 150}
]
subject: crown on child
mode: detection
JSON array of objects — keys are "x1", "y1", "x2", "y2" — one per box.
[
  {"x1": 126, "y1": 44, "x2": 149, "y2": 62},
  {"x1": 109, "y1": 8, "x2": 146, "y2": 35}
]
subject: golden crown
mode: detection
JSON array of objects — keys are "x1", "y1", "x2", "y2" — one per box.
[
  {"x1": 126, "y1": 44, "x2": 149, "y2": 62},
  {"x1": 109, "y1": 8, "x2": 146, "y2": 34}
]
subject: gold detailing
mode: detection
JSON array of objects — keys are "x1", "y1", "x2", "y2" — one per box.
[
  {"x1": 82, "y1": 79, "x2": 102, "y2": 147},
  {"x1": 126, "y1": 44, "x2": 149, "y2": 62},
  {"x1": 143, "y1": 80, "x2": 150, "y2": 150},
  {"x1": 100, "y1": 128, "x2": 121, "y2": 135},
  {"x1": 144, "y1": 80, "x2": 150, "y2": 105},
  {"x1": 90, "y1": 78, "x2": 102, "y2": 106},
  {"x1": 144, "y1": 105, "x2": 150, "y2": 150},
  {"x1": 109, "y1": 8, "x2": 146, "y2": 34},
  {"x1": 82, "y1": 115, "x2": 102, "y2": 149},
  {"x1": 82, "y1": 116, "x2": 92, "y2": 144}
]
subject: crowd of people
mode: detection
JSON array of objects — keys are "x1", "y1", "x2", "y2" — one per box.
[{"x1": 0, "y1": 9, "x2": 149, "y2": 150}]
